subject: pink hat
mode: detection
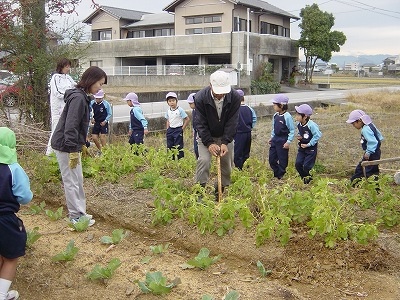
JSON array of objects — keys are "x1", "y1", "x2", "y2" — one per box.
[
  {"x1": 346, "y1": 109, "x2": 369, "y2": 124},
  {"x1": 271, "y1": 94, "x2": 289, "y2": 104},
  {"x1": 94, "y1": 89, "x2": 104, "y2": 98},
  {"x1": 236, "y1": 89, "x2": 244, "y2": 97},
  {"x1": 187, "y1": 93, "x2": 195, "y2": 103},
  {"x1": 124, "y1": 92, "x2": 140, "y2": 106},
  {"x1": 166, "y1": 92, "x2": 178, "y2": 100},
  {"x1": 295, "y1": 104, "x2": 313, "y2": 116}
]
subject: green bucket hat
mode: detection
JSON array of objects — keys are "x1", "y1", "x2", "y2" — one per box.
[{"x1": 0, "y1": 127, "x2": 18, "y2": 164}]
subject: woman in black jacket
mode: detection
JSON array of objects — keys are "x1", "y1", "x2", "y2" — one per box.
[{"x1": 51, "y1": 66, "x2": 107, "y2": 226}]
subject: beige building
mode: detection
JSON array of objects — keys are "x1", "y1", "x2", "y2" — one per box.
[{"x1": 81, "y1": 0, "x2": 300, "y2": 89}]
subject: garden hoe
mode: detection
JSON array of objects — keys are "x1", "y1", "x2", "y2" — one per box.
[{"x1": 217, "y1": 155, "x2": 222, "y2": 202}]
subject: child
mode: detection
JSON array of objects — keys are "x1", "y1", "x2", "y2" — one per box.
[
  {"x1": 165, "y1": 92, "x2": 189, "y2": 159},
  {"x1": 268, "y1": 94, "x2": 295, "y2": 179},
  {"x1": 346, "y1": 109, "x2": 384, "y2": 183},
  {"x1": 234, "y1": 89, "x2": 257, "y2": 170},
  {"x1": 186, "y1": 92, "x2": 198, "y2": 159},
  {"x1": 90, "y1": 89, "x2": 112, "y2": 153},
  {"x1": 124, "y1": 92, "x2": 149, "y2": 145},
  {"x1": 294, "y1": 104, "x2": 322, "y2": 184},
  {"x1": 0, "y1": 127, "x2": 33, "y2": 300}
]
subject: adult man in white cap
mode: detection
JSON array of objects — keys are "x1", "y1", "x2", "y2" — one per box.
[{"x1": 193, "y1": 70, "x2": 241, "y2": 196}]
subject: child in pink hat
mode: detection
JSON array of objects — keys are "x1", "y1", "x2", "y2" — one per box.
[{"x1": 346, "y1": 109, "x2": 384, "y2": 184}]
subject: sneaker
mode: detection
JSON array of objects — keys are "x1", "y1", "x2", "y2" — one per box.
[
  {"x1": 70, "y1": 216, "x2": 95, "y2": 227},
  {"x1": 6, "y1": 290, "x2": 19, "y2": 300},
  {"x1": 84, "y1": 213, "x2": 93, "y2": 219}
]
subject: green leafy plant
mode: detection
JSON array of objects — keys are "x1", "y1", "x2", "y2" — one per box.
[
  {"x1": 136, "y1": 271, "x2": 176, "y2": 295},
  {"x1": 28, "y1": 201, "x2": 46, "y2": 215},
  {"x1": 45, "y1": 207, "x2": 63, "y2": 221},
  {"x1": 150, "y1": 243, "x2": 169, "y2": 255},
  {"x1": 52, "y1": 240, "x2": 79, "y2": 262},
  {"x1": 100, "y1": 229, "x2": 127, "y2": 245},
  {"x1": 87, "y1": 258, "x2": 121, "y2": 281},
  {"x1": 186, "y1": 248, "x2": 221, "y2": 270},
  {"x1": 68, "y1": 216, "x2": 91, "y2": 232},
  {"x1": 202, "y1": 290, "x2": 240, "y2": 300},
  {"x1": 256, "y1": 260, "x2": 272, "y2": 278},
  {"x1": 26, "y1": 227, "x2": 42, "y2": 248}
]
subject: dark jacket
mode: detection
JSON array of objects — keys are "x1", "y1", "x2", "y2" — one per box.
[
  {"x1": 194, "y1": 86, "x2": 240, "y2": 147},
  {"x1": 51, "y1": 88, "x2": 91, "y2": 153}
]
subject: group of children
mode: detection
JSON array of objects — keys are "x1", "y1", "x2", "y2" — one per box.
[
  {"x1": 123, "y1": 90, "x2": 383, "y2": 185},
  {"x1": 268, "y1": 94, "x2": 383, "y2": 184}
]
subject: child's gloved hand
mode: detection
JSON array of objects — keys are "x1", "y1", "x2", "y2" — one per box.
[{"x1": 69, "y1": 152, "x2": 80, "y2": 169}]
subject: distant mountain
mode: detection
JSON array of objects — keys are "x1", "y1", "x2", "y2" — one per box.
[{"x1": 329, "y1": 54, "x2": 396, "y2": 66}]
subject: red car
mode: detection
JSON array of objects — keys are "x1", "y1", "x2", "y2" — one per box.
[{"x1": 0, "y1": 75, "x2": 26, "y2": 107}]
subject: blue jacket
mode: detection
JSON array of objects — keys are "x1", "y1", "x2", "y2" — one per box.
[
  {"x1": 361, "y1": 123, "x2": 383, "y2": 154},
  {"x1": 0, "y1": 163, "x2": 33, "y2": 214},
  {"x1": 297, "y1": 119, "x2": 322, "y2": 149},
  {"x1": 90, "y1": 99, "x2": 112, "y2": 123}
]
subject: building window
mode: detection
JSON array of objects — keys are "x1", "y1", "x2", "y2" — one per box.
[
  {"x1": 92, "y1": 29, "x2": 112, "y2": 41},
  {"x1": 260, "y1": 21, "x2": 268, "y2": 34},
  {"x1": 186, "y1": 17, "x2": 203, "y2": 24},
  {"x1": 204, "y1": 27, "x2": 222, "y2": 34},
  {"x1": 204, "y1": 15, "x2": 222, "y2": 23},
  {"x1": 99, "y1": 30, "x2": 112, "y2": 40},
  {"x1": 234, "y1": 17, "x2": 251, "y2": 32},
  {"x1": 186, "y1": 28, "x2": 203, "y2": 35},
  {"x1": 270, "y1": 24, "x2": 278, "y2": 35}
]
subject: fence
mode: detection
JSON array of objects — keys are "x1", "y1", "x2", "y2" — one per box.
[{"x1": 101, "y1": 64, "x2": 241, "y2": 76}]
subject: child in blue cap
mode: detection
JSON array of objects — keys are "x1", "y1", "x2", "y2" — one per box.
[
  {"x1": 124, "y1": 92, "x2": 149, "y2": 146},
  {"x1": 346, "y1": 109, "x2": 384, "y2": 184},
  {"x1": 268, "y1": 94, "x2": 295, "y2": 179},
  {"x1": 165, "y1": 92, "x2": 190, "y2": 159},
  {"x1": 0, "y1": 127, "x2": 33, "y2": 300},
  {"x1": 234, "y1": 89, "x2": 257, "y2": 170},
  {"x1": 294, "y1": 104, "x2": 322, "y2": 184},
  {"x1": 90, "y1": 89, "x2": 112, "y2": 153}
]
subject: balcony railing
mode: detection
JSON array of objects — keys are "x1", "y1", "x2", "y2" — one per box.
[{"x1": 101, "y1": 64, "x2": 241, "y2": 76}]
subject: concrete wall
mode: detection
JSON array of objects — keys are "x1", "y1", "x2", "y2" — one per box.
[{"x1": 110, "y1": 99, "x2": 324, "y2": 135}]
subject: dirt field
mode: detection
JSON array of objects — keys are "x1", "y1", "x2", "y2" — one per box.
[
  {"x1": 16, "y1": 183, "x2": 400, "y2": 300},
  {"x1": 7, "y1": 86, "x2": 400, "y2": 299}
]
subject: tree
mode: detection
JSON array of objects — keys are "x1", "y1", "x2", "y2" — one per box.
[
  {"x1": 0, "y1": 0, "x2": 96, "y2": 127},
  {"x1": 297, "y1": 4, "x2": 346, "y2": 83}
]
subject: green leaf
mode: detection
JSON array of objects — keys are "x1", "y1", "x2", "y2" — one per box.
[
  {"x1": 136, "y1": 271, "x2": 175, "y2": 295},
  {"x1": 224, "y1": 290, "x2": 240, "y2": 300},
  {"x1": 87, "y1": 258, "x2": 121, "y2": 281},
  {"x1": 68, "y1": 216, "x2": 91, "y2": 232},
  {"x1": 52, "y1": 240, "x2": 79, "y2": 262}
]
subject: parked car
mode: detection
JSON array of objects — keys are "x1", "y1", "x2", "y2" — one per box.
[{"x1": 0, "y1": 75, "x2": 30, "y2": 107}]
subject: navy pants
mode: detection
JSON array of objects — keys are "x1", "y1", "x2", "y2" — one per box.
[
  {"x1": 167, "y1": 126, "x2": 184, "y2": 159},
  {"x1": 269, "y1": 138, "x2": 289, "y2": 179},
  {"x1": 234, "y1": 132, "x2": 251, "y2": 170},
  {"x1": 295, "y1": 147, "x2": 317, "y2": 179},
  {"x1": 129, "y1": 130, "x2": 144, "y2": 145},
  {"x1": 351, "y1": 149, "x2": 381, "y2": 182}
]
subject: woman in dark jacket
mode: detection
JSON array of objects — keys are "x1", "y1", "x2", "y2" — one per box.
[{"x1": 51, "y1": 66, "x2": 107, "y2": 226}]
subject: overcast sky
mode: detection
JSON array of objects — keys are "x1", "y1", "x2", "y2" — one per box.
[{"x1": 70, "y1": 0, "x2": 400, "y2": 57}]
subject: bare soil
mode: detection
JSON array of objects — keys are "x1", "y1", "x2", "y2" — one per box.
[{"x1": 15, "y1": 179, "x2": 400, "y2": 300}]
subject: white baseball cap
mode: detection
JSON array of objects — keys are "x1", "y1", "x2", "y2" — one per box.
[{"x1": 210, "y1": 71, "x2": 231, "y2": 94}]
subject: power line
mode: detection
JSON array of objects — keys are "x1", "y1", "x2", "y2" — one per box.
[
  {"x1": 332, "y1": 0, "x2": 400, "y2": 19},
  {"x1": 347, "y1": 0, "x2": 400, "y2": 15}
]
